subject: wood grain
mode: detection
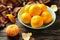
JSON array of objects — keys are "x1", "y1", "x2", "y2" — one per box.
[{"x1": 0, "y1": 0, "x2": 60, "y2": 40}]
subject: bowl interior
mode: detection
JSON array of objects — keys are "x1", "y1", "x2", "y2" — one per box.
[{"x1": 18, "y1": 6, "x2": 56, "y2": 29}]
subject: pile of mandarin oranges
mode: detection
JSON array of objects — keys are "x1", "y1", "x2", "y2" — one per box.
[{"x1": 20, "y1": 4, "x2": 52, "y2": 28}]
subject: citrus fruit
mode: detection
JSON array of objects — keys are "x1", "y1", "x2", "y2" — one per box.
[
  {"x1": 41, "y1": 11, "x2": 52, "y2": 24},
  {"x1": 20, "y1": 12, "x2": 31, "y2": 24},
  {"x1": 7, "y1": 14, "x2": 16, "y2": 23},
  {"x1": 29, "y1": 4, "x2": 41, "y2": 16},
  {"x1": 39, "y1": 4, "x2": 47, "y2": 11},
  {"x1": 5, "y1": 24, "x2": 19, "y2": 37},
  {"x1": 31, "y1": 16, "x2": 43, "y2": 28},
  {"x1": 24, "y1": 5, "x2": 31, "y2": 13}
]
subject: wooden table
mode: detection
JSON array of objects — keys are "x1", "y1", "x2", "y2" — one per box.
[{"x1": 0, "y1": 0, "x2": 60, "y2": 40}]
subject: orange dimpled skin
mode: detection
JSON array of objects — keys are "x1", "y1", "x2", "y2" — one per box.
[
  {"x1": 5, "y1": 24, "x2": 19, "y2": 37},
  {"x1": 29, "y1": 4, "x2": 41, "y2": 16},
  {"x1": 20, "y1": 13, "x2": 31, "y2": 24},
  {"x1": 41, "y1": 11, "x2": 52, "y2": 24},
  {"x1": 31, "y1": 16, "x2": 43, "y2": 28}
]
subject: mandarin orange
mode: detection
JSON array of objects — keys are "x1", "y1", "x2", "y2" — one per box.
[
  {"x1": 20, "y1": 13, "x2": 31, "y2": 24},
  {"x1": 41, "y1": 11, "x2": 52, "y2": 24},
  {"x1": 24, "y1": 5, "x2": 31, "y2": 13},
  {"x1": 5, "y1": 24, "x2": 19, "y2": 37},
  {"x1": 31, "y1": 16, "x2": 43, "y2": 28},
  {"x1": 39, "y1": 4, "x2": 47, "y2": 11},
  {"x1": 29, "y1": 4, "x2": 41, "y2": 16}
]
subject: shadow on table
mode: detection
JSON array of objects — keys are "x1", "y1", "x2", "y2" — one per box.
[{"x1": 7, "y1": 33, "x2": 22, "y2": 40}]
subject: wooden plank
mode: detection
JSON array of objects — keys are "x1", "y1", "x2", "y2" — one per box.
[{"x1": 0, "y1": 0, "x2": 60, "y2": 40}]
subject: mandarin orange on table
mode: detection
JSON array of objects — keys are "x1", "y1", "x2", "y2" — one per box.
[
  {"x1": 31, "y1": 16, "x2": 43, "y2": 28},
  {"x1": 39, "y1": 4, "x2": 47, "y2": 11},
  {"x1": 41, "y1": 11, "x2": 52, "y2": 24},
  {"x1": 29, "y1": 4, "x2": 41, "y2": 16},
  {"x1": 5, "y1": 24, "x2": 19, "y2": 37},
  {"x1": 20, "y1": 12, "x2": 31, "y2": 24}
]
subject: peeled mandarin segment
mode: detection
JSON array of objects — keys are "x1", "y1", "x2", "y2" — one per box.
[
  {"x1": 41, "y1": 11, "x2": 52, "y2": 24},
  {"x1": 7, "y1": 14, "x2": 16, "y2": 23},
  {"x1": 31, "y1": 16, "x2": 43, "y2": 28},
  {"x1": 24, "y1": 5, "x2": 31, "y2": 13},
  {"x1": 39, "y1": 4, "x2": 47, "y2": 11},
  {"x1": 5, "y1": 24, "x2": 19, "y2": 37},
  {"x1": 20, "y1": 13, "x2": 31, "y2": 24},
  {"x1": 29, "y1": 4, "x2": 41, "y2": 16}
]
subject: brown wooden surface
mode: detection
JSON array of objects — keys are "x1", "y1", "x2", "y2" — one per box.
[{"x1": 0, "y1": 0, "x2": 60, "y2": 40}]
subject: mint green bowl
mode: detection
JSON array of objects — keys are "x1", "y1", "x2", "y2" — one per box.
[{"x1": 18, "y1": 6, "x2": 56, "y2": 29}]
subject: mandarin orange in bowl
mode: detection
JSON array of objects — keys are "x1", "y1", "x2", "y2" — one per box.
[
  {"x1": 18, "y1": 4, "x2": 56, "y2": 29},
  {"x1": 20, "y1": 12, "x2": 31, "y2": 24},
  {"x1": 41, "y1": 11, "x2": 52, "y2": 24},
  {"x1": 24, "y1": 5, "x2": 31, "y2": 13},
  {"x1": 31, "y1": 16, "x2": 43, "y2": 28},
  {"x1": 39, "y1": 4, "x2": 47, "y2": 11},
  {"x1": 29, "y1": 4, "x2": 41, "y2": 16}
]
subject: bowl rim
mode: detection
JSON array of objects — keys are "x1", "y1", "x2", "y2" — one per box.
[{"x1": 18, "y1": 6, "x2": 56, "y2": 29}]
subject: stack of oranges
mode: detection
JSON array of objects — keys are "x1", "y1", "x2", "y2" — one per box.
[{"x1": 20, "y1": 4, "x2": 52, "y2": 28}]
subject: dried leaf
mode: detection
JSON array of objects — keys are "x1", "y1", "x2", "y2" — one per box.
[
  {"x1": 39, "y1": 0, "x2": 50, "y2": 3},
  {"x1": 51, "y1": 5, "x2": 58, "y2": 12},
  {"x1": 22, "y1": 33, "x2": 32, "y2": 40}
]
